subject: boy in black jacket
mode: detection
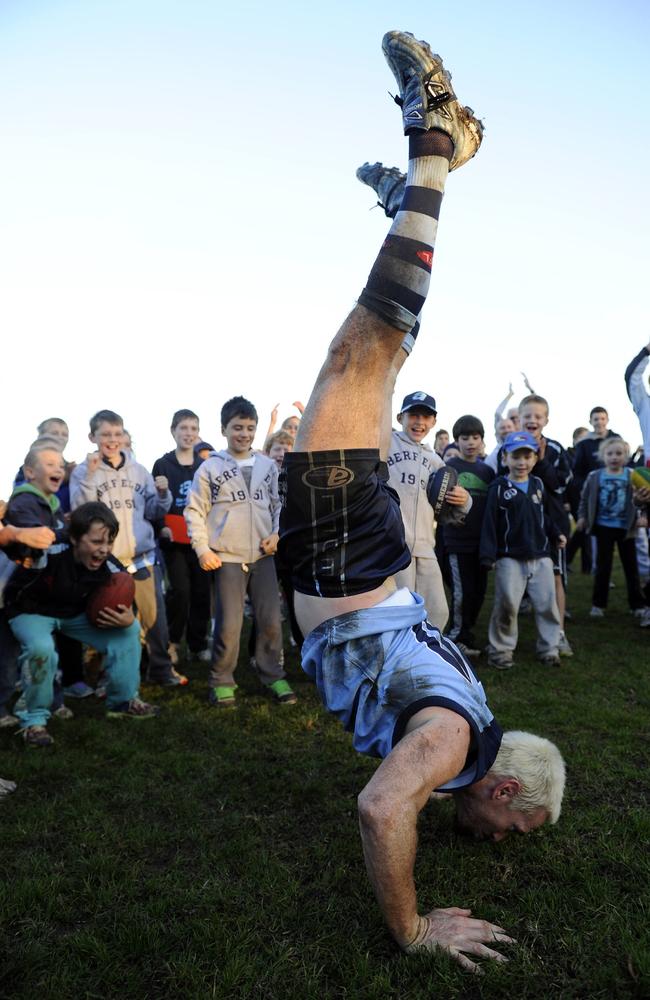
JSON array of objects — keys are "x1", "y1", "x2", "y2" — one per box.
[
  {"x1": 152, "y1": 409, "x2": 211, "y2": 664},
  {"x1": 443, "y1": 415, "x2": 495, "y2": 658},
  {"x1": 481, "y1": 432, "x2": 566, "y2": 669}
]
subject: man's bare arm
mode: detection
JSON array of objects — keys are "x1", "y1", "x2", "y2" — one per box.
[{"x1": 357, "y1": 707, "x2": 514, "y2": 972}]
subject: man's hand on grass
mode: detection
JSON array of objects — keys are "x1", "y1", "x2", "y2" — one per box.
[{"x1": 404, "y1": 907, "x2": 515, "y2": 974}]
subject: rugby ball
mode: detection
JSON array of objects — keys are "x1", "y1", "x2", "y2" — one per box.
[
  {"x1": 86, "y1": 572, "x2": 135, "y2": 626},
  {"x1": 630, "y1": 467, "x2": 650, "y2": 490}
]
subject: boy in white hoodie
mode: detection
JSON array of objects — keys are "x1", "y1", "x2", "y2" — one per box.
[
  {"x1": 184, "y1": 396, "x2": 297, "y2": 707},
  {"x1": 70, "y1": 409, "x2": 185, "y2": 687},
  {"x1": 387, "y1": 392, "x2": 470, "y2": 629}
]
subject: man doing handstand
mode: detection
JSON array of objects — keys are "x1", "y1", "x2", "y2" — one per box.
[{"x1": 278, "y1": 31, "x2": 565, "y2": 972}]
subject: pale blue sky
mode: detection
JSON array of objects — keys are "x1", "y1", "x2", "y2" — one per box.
[{"x1": 1, "y1": 0, "x2": 649, "y2": 485}]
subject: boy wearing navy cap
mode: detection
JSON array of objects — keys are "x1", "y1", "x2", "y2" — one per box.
[
  {"x1": 387, "y1": 391, "x2": 470, "y2": 629},
  {"x1": 480, "y1": 432, "x2": 566, "y2": 668}
]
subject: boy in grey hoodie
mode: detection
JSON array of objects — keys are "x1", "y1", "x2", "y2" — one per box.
[
  {"x1": 184, "y1": 396, "x2": 297, "y2": 707},
  {"x1": 70, "y1": 409, "x2": 185, "y2": 687}
]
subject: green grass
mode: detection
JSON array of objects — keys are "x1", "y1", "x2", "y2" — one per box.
[{"x1": 1, "y1": 564, "x2": 649, "y2": 999}]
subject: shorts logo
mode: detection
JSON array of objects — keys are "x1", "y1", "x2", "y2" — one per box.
[{"x1": 302, "y1": 465, "x2": 355, "y2": 489}]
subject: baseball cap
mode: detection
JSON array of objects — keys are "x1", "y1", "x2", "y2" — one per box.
[
  {"x1": 194, "y1": 441, "x2": 216, "y2": 456},
  {"x1": 502, "y1": 431, "x2": 540, "y2": 453},
  {"x1": 400, "y1": 391, "x2": 437, "y2": 415}
]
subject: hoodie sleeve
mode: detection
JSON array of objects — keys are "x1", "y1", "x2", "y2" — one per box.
[
  {"x1": 184, "y1": 463, "x2": 213, "y2": 558},
  {"x1": 69, "y1": 461, "x2": 98, "y2": 508},
  {"x1": 625, "y1": 346, "x2": 650, "y2": 412},
  {"x1": 268, "y1": 463, "x2": 280, "y2": 533},
  {"x1": 479, "y1": 482, "x2": 499, "y2": 565}
]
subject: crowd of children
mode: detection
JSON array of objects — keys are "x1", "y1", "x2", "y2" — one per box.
[{"x1": 1, "y1": 353, "x2": 649, "y2": 790}]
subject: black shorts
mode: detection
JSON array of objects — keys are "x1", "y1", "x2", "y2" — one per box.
[{"x1": 278, "y1": 449, "x2": 411, "y2": 598}]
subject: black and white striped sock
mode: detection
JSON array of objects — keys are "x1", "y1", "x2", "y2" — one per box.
[{"x1": 358, "y1": 131, "x2": 452, "y2": 338}]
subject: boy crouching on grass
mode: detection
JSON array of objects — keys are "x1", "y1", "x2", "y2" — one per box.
[
  {"x1": 4, "y1": 502, "x2": 159, "y2": 747},
  {"x1": 480, "y1": 432, "x2": 566, "y2": 669},
  {"x1": 184, "y1": 396, "x2": 297, "y2": 707}
]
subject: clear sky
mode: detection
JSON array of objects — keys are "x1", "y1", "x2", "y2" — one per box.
[{"x1": 1, "y1": 0, "x2": 649, "y2": 487}]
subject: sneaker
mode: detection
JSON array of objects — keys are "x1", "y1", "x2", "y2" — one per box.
[
  {"x1": 540, "y1": 654, "x2": 561, "y2": 667},
  {"x1": 268, "y1": 680, "x2": 298, "y2": 704},
  {"x1": 209, "y1": 686, "x2": 237, "y2": 708},
  {"x1": 52, "y1": 704, "x2": 74, "y2": 720},
  {"x1": 487, "y1": 654, "x2": 514, "y2": 670},
  {"x1": 356, "y1": 162, "x2": 406, "y2": 218},
  {"x1": 0, "y1": 714, "x2": 19, "y2": 730},
  {"x1": 558, "y1": 632, "x2": 574, "y2": 657},
  {"x1": 590, "y1": 606, "x2": 605, "y2": 618},
  {"x1": 20, "y1": 725, "x2": 54, "y2": 747},
  {"x1": 196, "y1": 649, "x2": 212, "y2": 663},
  {"x1": 639, "y1": 608, "x2": 650, "y2": 628},
  {"x1": 95, "y1": 683, "x2": 107, "y2": 700},
  {"x1": 632, "y1": 608, "x2": 646, "y2": 618},
  {"x1": 107, "y1": 697, "x2": 160, "y2": 719},
  {"x1": 382, "y1": 31, "x2": 483, "y2": 170},
  {"x1": 456, "y1": 641, "x2": 481, "y2": 659},
  {"x1": 63, "y1": 681, "x2": 95, "y2": 699}
]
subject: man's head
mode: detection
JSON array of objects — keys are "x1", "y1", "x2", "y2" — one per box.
[
  {"x1": 221, "y1": 396, "x2": 258, "y2": 458},
  {"x1": 37, "y1": 418, "x2": 69, "y2": 449},
  {"x1": 69, "y1": 502, "x2": 119, "y2": 571},
  {"x1": 506, "y1": 406, "x2": 520, "y2": 431},
  {"x1": 454, "y1": 730, "x2": 566, "y2": 842},
  {"x1": 518, "y1": 394, "x2": 549, "y2": 441},
  {"x1": 89, "y1": 410, "x2": 125, "y2": 465},
  {"x1": 265, "y1": 430, "x2": 294, "y2": 468},
  {"x1": 453, "y1": 415, "x2": 484, "y2": 461},
  {"x1": 398, "y1": 392, "x2": 437, "y2": 444},
  {"x1": 589, "y1": 406, "x2": 609, "y2": 438},
  {"x1": 23, "y1": 445, "x2": 65, "y2": 497},
  {"x1": 171, "y1": 409, "x2": 200, "y2": 450},
  {"x1": 496, "y1": 417, "x2": 515, "y2": 442}
]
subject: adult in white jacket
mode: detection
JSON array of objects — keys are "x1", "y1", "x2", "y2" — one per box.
[{"x1": 388, "y1": 392, "x2": 470, "y2": 629}]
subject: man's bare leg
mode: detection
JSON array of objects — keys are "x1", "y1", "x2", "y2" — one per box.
[{"x1": 296, "y1": 308, "x2": 410, "y2": 458}]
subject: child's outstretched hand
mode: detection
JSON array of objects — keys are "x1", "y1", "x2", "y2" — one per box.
[{"x1": 557, "y1": 534, "x2": 567, "y2": 549}]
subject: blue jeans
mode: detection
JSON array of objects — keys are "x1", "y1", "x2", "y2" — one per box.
[{"x1": 9, "y1": 613, "x2": 141, "y2": 727}]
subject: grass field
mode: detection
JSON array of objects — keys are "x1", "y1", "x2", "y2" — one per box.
[{"x1": 1, "y1": 564, "x2": 649, "y2": 999}]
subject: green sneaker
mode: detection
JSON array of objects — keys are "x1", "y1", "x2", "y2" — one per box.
[
  {"x1": 269, "y1": 680, "x2": 297, "y2": 705},
  {"x1": 209, "y1": 686, "x2": 237, "y2": 708}
]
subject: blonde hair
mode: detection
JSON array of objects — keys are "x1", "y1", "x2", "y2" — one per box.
[
  {"x1": 23, "y1": 437, "x2": 65, "y2": 469},
  {"x1": 264, "y1": 430, "x2": 294, "y2": 453},
  {"x1": 598, "y1": 435, "x2": 629, "y2": 462},
  {"x1": 490, "y1": 730, "x2": 566, "y2": 823}
]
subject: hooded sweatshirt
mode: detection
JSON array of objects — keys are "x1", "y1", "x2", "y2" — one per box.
[
  {"x1": 70, "y1": 452, "x2": 171, "y2": 570},
  {"x1": 387, "y1": 430, "x2": 472, "y2": 556},
  {"x1": 184, "y1": 450, "x2": 279, "y2": 564}
]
